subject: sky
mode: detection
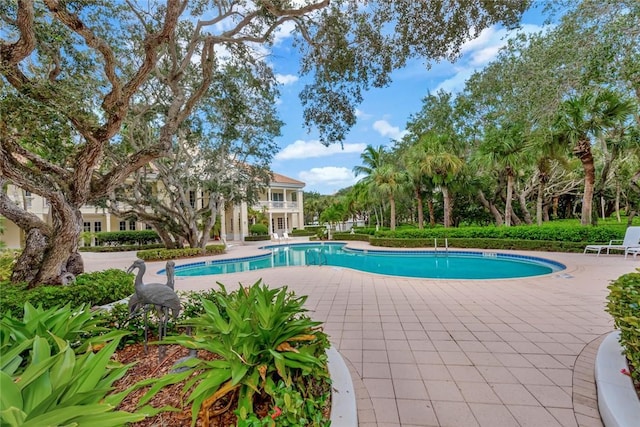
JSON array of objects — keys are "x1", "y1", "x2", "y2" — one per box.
[{"x1": 265, "y1": 4, "x2": 556, "y2": 195}]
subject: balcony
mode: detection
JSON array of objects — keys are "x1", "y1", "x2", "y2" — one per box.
[{"x1": 255, "y1": 201, "x2": 299, "y2": 212}]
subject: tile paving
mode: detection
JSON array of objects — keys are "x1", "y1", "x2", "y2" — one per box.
[{"x1": 82, "y1": 238, "x2": 637, "y2": 426}]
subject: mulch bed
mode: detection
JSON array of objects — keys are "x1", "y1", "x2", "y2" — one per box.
[{"x1": 112, "y1": 343, "x2": 242, "y2": 426}]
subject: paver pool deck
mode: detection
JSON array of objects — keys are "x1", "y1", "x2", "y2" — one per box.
[{"x1": 82, "y1": 239, "x2": 639, "y2": 427}]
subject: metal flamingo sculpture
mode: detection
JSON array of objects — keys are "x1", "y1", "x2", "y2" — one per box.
[{"x1": 127, "y1": 259, "x2": 181, "y2": 355}]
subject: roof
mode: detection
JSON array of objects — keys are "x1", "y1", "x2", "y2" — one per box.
[{"x1": 271, "y1": 172, "x2": 305, "y2": 188}]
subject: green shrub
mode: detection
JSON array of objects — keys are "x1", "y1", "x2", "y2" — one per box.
[
  {"x1": 0, "y1": 306, "x2": 161, "y2": 427},
  {"x1": 1, "y1": 303, "x2": 126, "y2": 361},
  {"x1": 0, "y1": 250, "x2": 19, "y2": 281},
  {"x1": 249, "y1": 223, "x2": 268, "y2": 235},
  {"x1": 291, "y1": 229, "x2": 315, "y2": 236},
  {"x1": 303, "y1": 226, "x2": 325, "y2": 234},
  {"x1": 331, "y1": 232, "x2": 370, "y2": 242},
  {"x1": 152, "y1": 280, "x2": 331, "y2": 426},
  {"x1": 136, "y1": 244, "x2": 225, "y2": 261},
  {"x1": 244, "y1": 235, "x2": 271, "y2": 242},
  {"x1": 369, "y1": 236, "x2": 586, "y2": 252},
  {"x1": 0, "y1": 269, "x2": 134, "y2": 318},
  {"x1": 375, "y1": 224, "x2": 625, "y2": 244},
  {"x1": 94, "y1": 230, "x2": 160, "y2": 246},
  {"x1": 352, "y1": 227, "x2": 386, "y2": 235},
  {"x1": 606, "y1": 271, "x2": 640, "y2": 384},
  {"x1": 80, "y1": 244, "x2": 164, "y2": 253}
]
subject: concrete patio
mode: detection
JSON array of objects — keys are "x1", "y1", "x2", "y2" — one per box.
[{"x1": 82, "y1": 239, "x2": 639, "y2": 427}]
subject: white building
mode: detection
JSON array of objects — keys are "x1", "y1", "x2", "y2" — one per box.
[{"x1": 1, "y1": 172, "x2": 305, "y2": 249}]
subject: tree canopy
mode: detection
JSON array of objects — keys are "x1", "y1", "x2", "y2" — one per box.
[{"x1": 1, "y1": 0, "x2": 530, "y2": 285}]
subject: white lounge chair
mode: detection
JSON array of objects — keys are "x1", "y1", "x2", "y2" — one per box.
[
  {"x1": 271, "y1": 233, "x2": 280, "y2": 243},
  {"x1": 625, "y1": 247, "x2": 640, "y2": 259},
  {"x1": 282, "y1": 232, "x2": 291, "y2": 242},
  {"x1": 584, "y1": 226, "x2": 640, "y2": 256}
]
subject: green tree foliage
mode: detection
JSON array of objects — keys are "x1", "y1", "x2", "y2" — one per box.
[{"x1": 1, "y1": 0, "x2": 530, "y2": 286}]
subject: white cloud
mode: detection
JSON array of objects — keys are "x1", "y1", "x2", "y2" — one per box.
[
  {"x1": 372, "y1": 120, "x2": 407, "y2": 140},
  {"x1": 276, "y1": 140, "x2": 366, "y2": 160},
  {"x1": 435, "y1": 23, "x2": 549, "y2": 93},
  {"x1": 355, "y1": 108, "x2": 372, "y2": 119},
  {"x1": 273, "y1": 20, "x2": 297, "y2": 45},
  {"x1": 276, "y1": 73, "x2": 299, "y2": 85},
  {"x1": 299, "y1": 167, "x2": 358, "y2": 188}
]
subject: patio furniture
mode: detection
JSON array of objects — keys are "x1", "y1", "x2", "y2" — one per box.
[
  {"x1": 584, "y1": 226, "x2": 640, "y2": 256},
  {"x1": 625, "y1": 247, "x2": 640, "y2": 259}
]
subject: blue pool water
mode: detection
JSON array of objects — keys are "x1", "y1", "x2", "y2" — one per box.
[{"x1": 172, "y1": 243, "x2": 564, "y2": 279}]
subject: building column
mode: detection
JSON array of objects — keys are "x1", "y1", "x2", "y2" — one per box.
[
  {"x1": 298, "y1": 190, "x2": 305, "y2": 229},
  {"x1": 105, "y1": 212, "x2": 111, "y2": 232},
  {"x1": 269, "y1": 212, "x2": 273, "y2": 235},
  {"x1": 220, "y1": 198, "x2": 227, "y2": 241},
  {"x1": 240, "y1": 201, "x2": 249, "y2": 240},
  {"x1": 232, "y1": 204, "x2": 241, "y2": 241}
]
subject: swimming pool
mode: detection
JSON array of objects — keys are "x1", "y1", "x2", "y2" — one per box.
[{"x1": 171, "y1": 243, "x2": 565, "y2": 279}]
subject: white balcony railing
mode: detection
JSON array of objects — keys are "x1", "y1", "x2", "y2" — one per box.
[{"x1": 255, "y1": 201, "x2": 299, "y2": 211}]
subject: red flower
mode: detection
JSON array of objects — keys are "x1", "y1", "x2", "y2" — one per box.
[
  {"x1": 620, "y1": 368, "x2": 631, "y2": 377},
  {"x1": 271, "y1": 406, "x2": 282, "y2": 419}
]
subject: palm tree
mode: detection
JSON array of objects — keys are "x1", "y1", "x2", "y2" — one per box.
[
  {"x1": 402, "y1": 143, "x2": 430, "y2": 229},
  {"x1": 353, "y1": 145, "x2": 389, "y2": 228},
  {"x1": 418, "y1": 135, "x2": 464, "y2": 228},
  {"x1": 554, "y1": 89, "x2": 635, "y2": 225},
  {"x1": 370, "y1": 163, "x2": 405, "y2": 230},
  {"x1": 476, "y1": 122, "x2": 527, "y2": 227},
  {"x1": 353, "y1": 145, "x2": 387, "y2": 179}
]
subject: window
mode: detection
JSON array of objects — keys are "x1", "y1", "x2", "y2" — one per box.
[
  {"x1": 277, "y1": 217, "x2": 284, "y2": 230},
  {"x1": 94, "y1": 221, "x2": 102, "y2": 232},
  {"x1": 119, "y1": 221, "x2": 126, "y2": 231},
  {"x1": 271, "y1": 193, "x2": 283, "y2": 201},
  {"x1": 25, "y1": 190, "x2": 31, "y2": 197},
  {"x1": 291, "y1": 192, "x2": 297, "y2": 202},
  {"x1": 189, "y1": 190, "x2": 196, "y2": 208},
  {"x1": 145, "y1": 224, "x2": 153, "y2": 230},
  {"x1": 83, "y1": 222, "x2": 91, "y2": 232},
  {"x1": 129, "y1": 220, "x2": 136, "y2": 231}
]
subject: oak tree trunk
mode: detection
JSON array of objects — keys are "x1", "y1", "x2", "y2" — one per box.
[{"x1": 478, "y1": 190, "x2": 503, "y2": 226}]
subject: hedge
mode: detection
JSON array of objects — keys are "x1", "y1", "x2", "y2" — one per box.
[
  {"x1": 291, "y1": 229, "x2": 315, "y2": 236},
  {"x1": 136, "y1": 244, "x2": 226, "y2": 261},
  {"x1": 332, "y1": 232, "x2": 370, "y2": 242},
  {"x1": 375, "y1": 224, "x2": 625, "y2": 243},
  {"x1": 94, "y1": 230, "x2": 160, "y2": 246},
  {"x1": 606, "y1": 271, "x2": 640, "y2": 384},
  {"x1": 369, "y1": 237, "x2": 586, "y2": 252},
  {"x1": 245, "y1": 235, "x2": 271, "y2": 242},
  {"x1": 80, "y1": 243, "x2": 164, "y2": 253},
  {"x1": 0, "y1": 269, "x2": 134, "y2": 317}
]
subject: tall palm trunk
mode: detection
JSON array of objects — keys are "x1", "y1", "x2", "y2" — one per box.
[
  {"x1": 414, "y1": 186, "x2": 424, "y2": 229},
  {"x1": 442, "y1": 186, "x2": 452, "y2": 228},
  {"x1": 389, "y1": 195, "x2": 396, "y2": 230},
  {"x1": 505, "y1": 170, "x2": 514, "y2": 227},
  {"x1": 536, "y1": 171, "x2": 549, "y2": 226},
  {"x1": 427, "y1": 198, "x2": 435, "y2": 227},
  {"x1": 575, "y1": 138, "x2": 596, "y2": 226}
]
